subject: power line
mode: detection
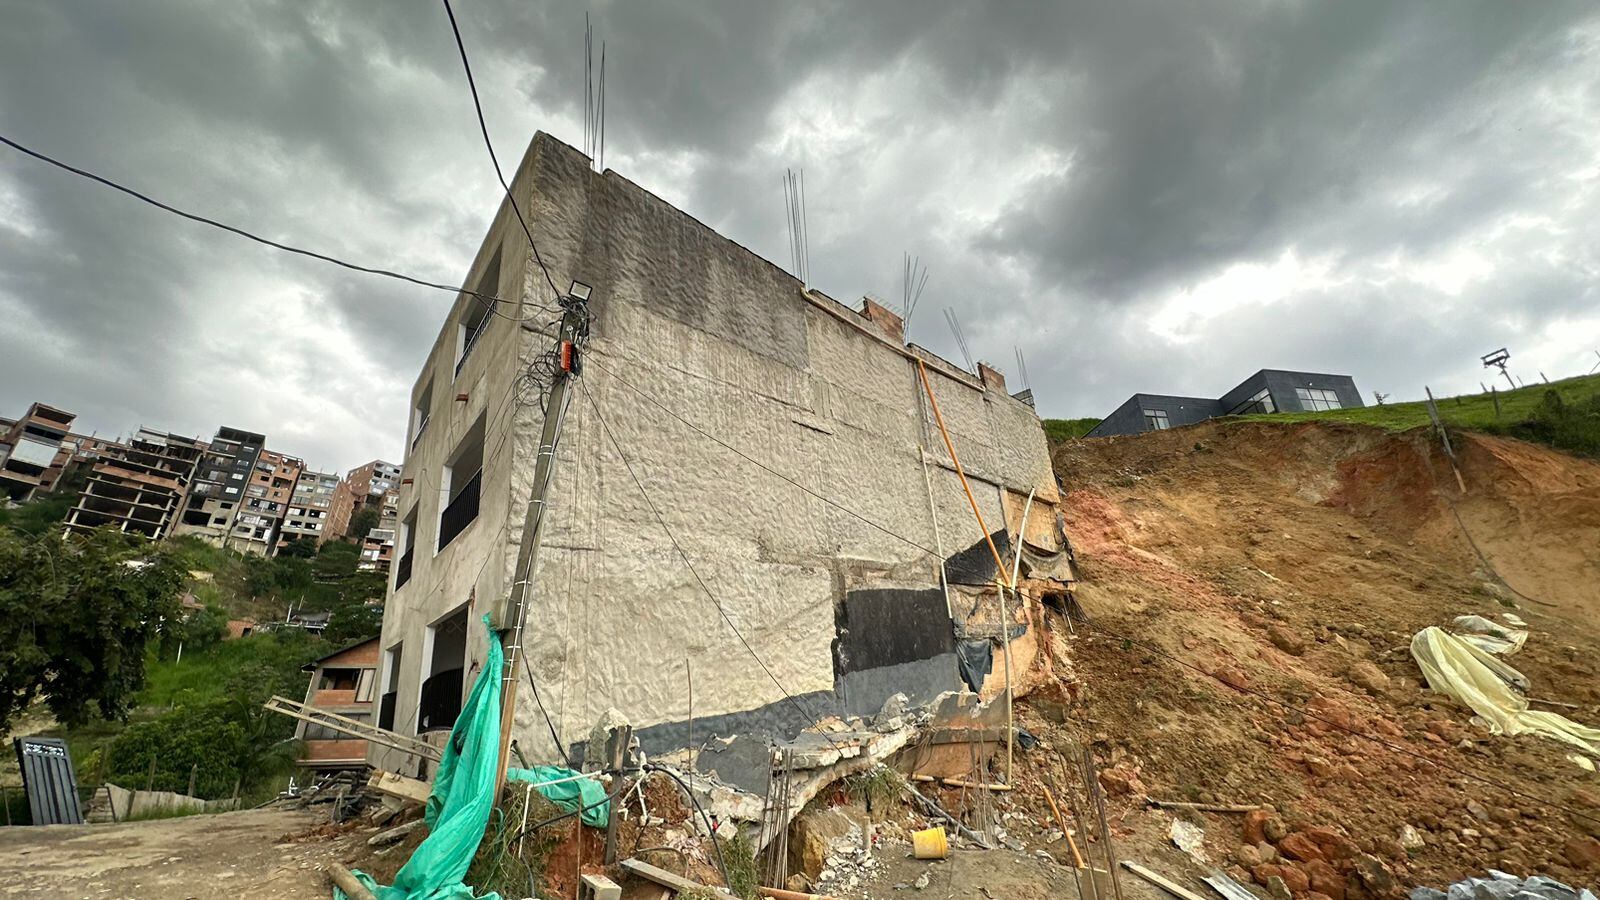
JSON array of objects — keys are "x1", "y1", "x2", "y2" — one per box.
[
  {"x1": 0, "y1": 133, "x2": 535, "y2": 319},
  {"x1": 577, "y1": 380, "x2": 845, "y2": 748},
  {"x1": 439, "y1": 0, "x2": 564, "y2": 306}
]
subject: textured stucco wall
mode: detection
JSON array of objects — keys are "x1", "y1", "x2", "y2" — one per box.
[{"x1": 375, "y1": 134, "x2": 1066, "y2": 768}]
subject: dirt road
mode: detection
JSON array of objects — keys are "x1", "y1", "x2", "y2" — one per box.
[{"x1": 0, "y1": 808, "x2": 360, "y2": 899}]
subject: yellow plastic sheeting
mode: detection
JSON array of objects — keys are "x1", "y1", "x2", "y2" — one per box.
[{"x1": 1410, "y1": 626, "x2": 1600, "y2": 757}]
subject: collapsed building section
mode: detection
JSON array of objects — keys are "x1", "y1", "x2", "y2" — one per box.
[
  {"x1": 64, "y1": 428, "x2": 205, "y2": 539},
  {"x1": 374, "y1": 133, "x2": 1075, "y2": 774}
]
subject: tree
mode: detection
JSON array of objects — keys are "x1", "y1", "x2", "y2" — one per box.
[
  {"x1": 345, "y1": 506, "x2": 380, "y2": 542},
  {"x1": 275, "y1": 537, "x2": 317, "y2": 559},
  {"x1": 324, "y1": 604, "x2": 383, "y2": 646},
  {"x1": 0, "y1": 525, "x2": 185, "y2": 732},
  {"x1": 313, "y1": 540, "x2": 361, "y2": 579}
]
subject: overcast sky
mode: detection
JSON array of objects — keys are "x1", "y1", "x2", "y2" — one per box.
[{"x1": 2, "y1": 2, "x2": 1597, "y2": 470}]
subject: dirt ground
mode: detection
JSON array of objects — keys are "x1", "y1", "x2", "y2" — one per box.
[
  {"x1": 1011, "y1": 420, "x2": 1600, "y2": 893},
  {"x1": 0, "y1": 808, "x2": 363, "y2": 898}
]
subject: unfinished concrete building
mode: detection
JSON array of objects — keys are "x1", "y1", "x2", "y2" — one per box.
[
  {"x1": 373, "y1": 134, "x2": 1074, "y2": 772},
  {"x1": 64, "y1": 429, "x2": 205, "y2": 539},
  {"x1": 0, "y1": 403, "x2": 78, "y2": 502}
]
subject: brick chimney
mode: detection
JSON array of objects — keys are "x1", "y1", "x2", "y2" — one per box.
[
  {"x1": 977, "y1": 361, "x2": 1007, "y2": 393},
  {"x1": 858, "y1": 295, "x2": 905, "y2": 343}
]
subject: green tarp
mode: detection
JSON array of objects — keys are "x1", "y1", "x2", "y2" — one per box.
[
  {"x1": 506, "y1": 765, "x2": 609, "y2": 827},
  {"x1": 336, "y1": 616, "x2": 506, "y2": 900}
]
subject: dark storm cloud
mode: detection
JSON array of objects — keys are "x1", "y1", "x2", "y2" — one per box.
[{"x1": 1, "y1": 1, "x2": 1596, "y2": 468}]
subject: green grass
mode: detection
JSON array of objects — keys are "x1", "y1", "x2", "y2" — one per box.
[
  {"x1": 1238, "y1": 373, "x2": 1600, "y2": 458},
  {"x1": 1043, "y1": 417, "x2": 1103, "y2": 443},
  {"x1": 138, "y1": 630, "x2": 317, "y2": 709}
]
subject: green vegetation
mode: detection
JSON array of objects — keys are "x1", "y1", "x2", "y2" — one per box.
[
  {"x1": 0, "y1": 468, "x2": 85, "y2": 535},
  {"x1": 0, "y1": 525, "x2": 186, "y2": 732},
  {"x1": 1042, "y1": 417, "x2": 1102, "y2": 443},
  {"x1": 1240, "y1": 373, "x2": 1600, "y2": 459}
]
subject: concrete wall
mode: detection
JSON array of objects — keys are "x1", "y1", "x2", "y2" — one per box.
[{"x1": 374, "y1": 133, "x2": 1069, "y2": 771}]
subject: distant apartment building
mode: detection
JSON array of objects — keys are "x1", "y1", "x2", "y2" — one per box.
[
  {"x1": 358, "y1": 489, "x2": 399, "y2": 574},
  {"x1": 329, "y1": 459, "x2": 401, "y2": 539},
  {"x1": 278, "y1": 468, "x2": 341, "y2": 550},
  {"x1": 64, "y1": 429, "x2": 205, "y2": 539},
  {"x1": 176, "y1": 426, "x2": 267, "y2": 545},
  {"x1": 228, "y1": 449, "x2": 302, "y2": 555},
  {"x1": 1085, "y1": 369, "x2": 1365, "y2": 437},
  {"x1": 0, "y1": 403, "x2": 78, "y2": 502}
]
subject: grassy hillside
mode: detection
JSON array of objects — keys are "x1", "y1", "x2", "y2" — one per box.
[
  {"x1": 1043, "y1": 417, "x2": 1102, "y2": 443},
  {"x1": 1240, "y1": 373, "x2": 1600, "y2": 458}
]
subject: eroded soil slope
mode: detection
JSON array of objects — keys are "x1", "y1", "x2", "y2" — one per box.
[{"x1": 1046, "y1": 420, "x2": 1600, "y2": 887}]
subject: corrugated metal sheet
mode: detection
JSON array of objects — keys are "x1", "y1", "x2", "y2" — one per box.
[{"x1": 13, "y1": 737, "x2": 83, "y2": 825}]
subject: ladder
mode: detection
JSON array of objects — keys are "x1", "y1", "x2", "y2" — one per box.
[{"x1": 264, "y1": 695, "x2": 443, "y2": 763}]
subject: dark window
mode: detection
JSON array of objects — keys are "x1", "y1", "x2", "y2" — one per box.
[
  {"x1": 437, "y1": 472, "x2": 480, "y2": 551},
  {"x1": 455, "y1": 248, "x2": 501, "y2": 376},
  {"x1": 1143, "y1": 409, "x2": 1170, "y2": 430},
  {"x1": 1228, "y1": 388, "x2": 1276, "y2": 416},
  {"x1": 437, "y1": 418, "x2": 484, "y2": 552}
]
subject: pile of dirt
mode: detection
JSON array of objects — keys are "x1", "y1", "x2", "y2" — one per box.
[{"x1": 1024, "y1": 420, "x2": 1600, "y2": 891}]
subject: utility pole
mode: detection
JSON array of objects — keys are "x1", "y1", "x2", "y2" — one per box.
[{"x1": 493, "y1": 282, "x2": 592, "y2": 796}]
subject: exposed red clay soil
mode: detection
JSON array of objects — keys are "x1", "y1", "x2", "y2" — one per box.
[{"x1": 1006, "y1": 420, "x2": 1600, "y2": 894}]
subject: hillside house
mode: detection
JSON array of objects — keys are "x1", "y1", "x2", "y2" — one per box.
[{"x1": 297, "y1": 637, "x2": 380, "y2": 769}]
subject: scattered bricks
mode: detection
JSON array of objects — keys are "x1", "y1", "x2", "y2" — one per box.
[
  {"x1": 1563, "y1": 836, "x2": 1600, "y2": 868},
  {"x1": 1304, "y1": 859, "x2": 1345, "y2": 900},
  {"x1": 1256, "y1": 864, "x2": 1310, "y2": 894},
  {"x1": 1268, "y1": 626, "x2": 1309, "y2": 656},
  {"x1": 1243, "y1": 810, "x2": 1271, "y2": 845},
  {"x1": 1279, "y1": 832, "x2": 1327, "y2": 863}
]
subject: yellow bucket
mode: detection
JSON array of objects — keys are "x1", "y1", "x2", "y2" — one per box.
[{"x1": 912, "y1": 826, "x2": 949, "y2": 859}]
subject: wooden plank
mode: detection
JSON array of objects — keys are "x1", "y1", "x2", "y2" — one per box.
[
  {"x1": 368, "y1": 770, "x2": 432, "y2": 806},
  {"x1": 620, "y1": 858, "x2": 732, "y2": 895},
  {"x1": 1121, "y1": 861, "x2": 1210, "y2": 900}
]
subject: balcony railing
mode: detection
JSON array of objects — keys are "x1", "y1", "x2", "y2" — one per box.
[
  {"x1": 455, "y1": 321, "x2": 488, "y2": 376},
  {"x1": 436, "y1": 470, "x2": 481, "y2": 551},
  {"x1": 378, "y1": 691, "x2": 397, "y2": 731},
  {"x1": 417, "y1": 668, "x2": 463, "y2": 733},
  {"x1": 394, "y1": 549, "x2": 414, "y2": 589}
]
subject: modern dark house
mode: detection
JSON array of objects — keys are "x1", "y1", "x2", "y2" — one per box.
[{"x1": 1086, "y1": 369, "x2": 1363, "y2": 437}]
